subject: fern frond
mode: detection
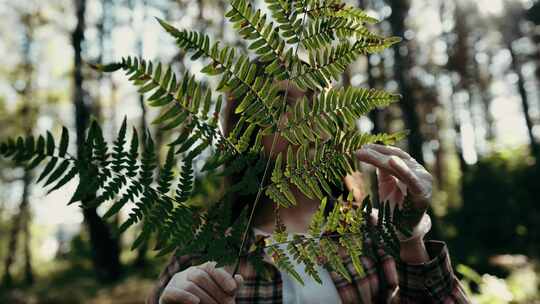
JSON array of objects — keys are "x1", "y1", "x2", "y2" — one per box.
[
  {"x1": 335, "y1": 6, "x2": 379, "y2": 24},
  {"x1": 156, "y1": 20, "x2": 282, "y2": 128},
  {"x1": 301, "y1": 17, "x2": 386, "y2": 50},
  {"x1": 304, "y1": 0, "x2": 343, "y2": 18},
  {"x1": 157, "y1": 147, "x2": 176, "y2": 195},
  {"x1": 308, "y1": 197, "x2": 327, "y2": 236},
  {"x1": 319, "y1": 237, "x2": 351, "y2": 281},
  {"x1": 88, "y1": 119, "x2": 132, "y2": 209},
  {"x1": 269, "y1": 244, "x2": 304, "y2": 284},
  {"x1": 120, "y1": 130, "x2": 158, "y2": 231},
  {"x1": 266, "y1": 153, "x2": 296, "y2": 207},
  {"x1": 339, "y1": 234, "x2": 365, "y2": 277},
  {"x1": 154, "y1": 155, "x2": 196, "y2": 255},
  {"x1": 281, "y1": 87, "x2": 400, "y2": 145},
  {"x1": 111, "y1": 118, "x2": 128, "y2": 172},
  {"x1": 105, "y1": 57, "x2": 234, "y2": 157},
  {"x1": 0, "y1": 127, "x2": 83, "y2": 197},
  {"x1": 226, "y1": 0, "x2": 289, "y2": 79},
  {"x1": 142, "y1": 179, "x2": 177, "y2": 250},
  {"x1": 291, "y1": 37, "x2": 401, "y2": 90},
  {"x1": 290, "y1": 235, "x2": 322, "y2": 283},
  {"x1": 102, "y1": 127, "x2": 141, "y2": 218},
  {"x1": 267, "y1": 127, "x2": 406, "y2": 205},
  {"x1": 264, "y1": 0, "x2": 304, "y2": 44}
]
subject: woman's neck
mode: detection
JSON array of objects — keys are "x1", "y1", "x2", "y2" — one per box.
[{"x1": 252, "y1": 185, "x2": 320, "y2": 234}]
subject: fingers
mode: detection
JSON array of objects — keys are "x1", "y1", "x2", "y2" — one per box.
[
  {"x1": 161, "y1": 262, "x2": 241, "y2": 304},
  {"x1": 387, "y1": 156, "x2": 424, "y2": 195},
  {"x1": 183, "y1": 281, "x2": 219, "y2": 304},
  {"x1": 233, "y1": 274, "x2": 244, "y2": 287},
  {"x1": 362, "y1": 144, "x2": 426, "y2": 173},
  {"x1": 199, "y1": 262, "x2": 238, "y2": 295},
  {"x1": 356, "y1": 145, "x2": 432, "y2": 202},
  {"x1": 160, "y1": 287, "x2": 200, "y2": 304},
  {"x1": 364, "y1": 143, "x2": 412, "y2": 160},
  {"x1": 188, "y1": 267, "x2": 233, "y2": 304},
  {"x1": 377, "y1": 168, "x2": 406, "y2": 209},
  {"x1": 356, "y1": 148, "x2": 393, "y2": 172}
]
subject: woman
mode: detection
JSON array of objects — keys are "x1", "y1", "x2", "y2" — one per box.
[{"x1": 148, "y1": 81, "x2": 470, "y2": 304}]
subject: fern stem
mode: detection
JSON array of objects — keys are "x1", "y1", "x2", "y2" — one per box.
[
  {"x1": 232, "y1": 4, "x2": 310, "y2": 276},
  {"x1": 232, "y1": 114, "x2": 285, "y2": 275}
]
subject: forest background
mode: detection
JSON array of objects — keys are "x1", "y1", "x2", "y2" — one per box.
[{"x1": 0, "y1": 0, "x2": 539, "y2": 303}]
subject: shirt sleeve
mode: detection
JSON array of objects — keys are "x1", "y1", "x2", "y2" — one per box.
[
  {"x1": 396, "y1": 241, "x2": 471, "y2": 303},
  {"x1": 146, "y1": 253, "x2": 194, "y2": 304}
]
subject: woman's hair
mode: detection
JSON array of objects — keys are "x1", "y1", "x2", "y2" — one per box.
[{"x1": 222, "y1": 94, "x2": 260, "y2": 222}]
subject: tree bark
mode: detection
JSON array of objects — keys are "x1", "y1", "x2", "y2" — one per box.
[
  {"x1": 2, "y1": 170, "x2": 31, "y2": 287},
  {"x1": 72, "y1": 0, "x2": 122, "y2": 282},
  {"x1": 128, "y1": 0, "x2": 151, "y2": 268},
  {"x1": 22, "y1": 175, "x2": 34, "y2": 286},
  {"x1": 471, "y1": 53, "x2": 495, "y2": 142},
  {"x1": 508, "y1": 43, "x2": 540, "y2": 160},
  {"x1": 1, "y1": 12, "x2": 36, "y2": 287}
]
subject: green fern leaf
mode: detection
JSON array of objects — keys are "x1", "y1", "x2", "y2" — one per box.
[
  {"x1": 269, "y1": 245, "x2": 304, "y2": 285},
  {"x1": 58, "y1": 127, "x2": 69, "y2": 157},
  {"x1": 46, "y1": 131, "x2": 55, "y2": 155},
  {"x1": 226, "y1": 0, "x2": 288, "y2": 73},
  {"x1": 48, "y1": 165, "x2": 78, "y2": 194},
  {"x1": 36, "y1": 157, "x2": 58, "y2": 183},
  {"x1": 265, "y1": 0, "x2": 303, "y2": 44},
  {"x1": 320, "y1": 237, "x2": 351, "y2": 282},
  {"x1": 43, "y1": 160, "x2": 70, "y2": 187}
]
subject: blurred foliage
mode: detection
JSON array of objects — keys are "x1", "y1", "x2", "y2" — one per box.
[
  {"x1": 0, "y1": 233, "x2": 168, "y2": 304},
  {"x1": 458, "y1": 262, "x2": 540, "y2": 303},
  {"x1": 446, "y1": 148, "x2": 540, "y2": 274}
]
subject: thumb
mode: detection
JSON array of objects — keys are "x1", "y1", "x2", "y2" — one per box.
[
  {"x1": 232, "y1": 274, "x2": 244, "y2": 301},
  {"x1": 233, "y1": 274, "x2": 244, "y2": 288}
]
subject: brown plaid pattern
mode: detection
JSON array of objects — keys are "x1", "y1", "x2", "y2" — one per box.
[{"x1": 147, "y1": 235, "x2": 469, "y2": 304}]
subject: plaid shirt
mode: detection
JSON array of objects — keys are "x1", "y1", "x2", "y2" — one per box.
[{"x1": 147, "y1": 232, "x2": 470, "y2": 304}]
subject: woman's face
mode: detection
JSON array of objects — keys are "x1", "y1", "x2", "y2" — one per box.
[{"x1": 261, "y1": 81, "x2": 307, "y2": 158}]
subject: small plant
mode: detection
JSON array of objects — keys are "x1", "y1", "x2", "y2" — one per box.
[{"x1": 1, "y1": 0, "x2": 409, "y2": 283}]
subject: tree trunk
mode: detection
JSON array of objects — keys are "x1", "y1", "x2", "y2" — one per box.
[
  {"x1": 387, "y1": 0, "x2": 425, "y2": 165},
  {"x1": 2, "y1": 170, "x2": 31, "y2": 287},
  {"x1": 473, "y1": 55, "x2": 495, "y2": 142},
  {"x1": 22, "y1": 176, "x2": 34, "y2": 286},
  {"x1": 2, "y1": 12, "x2": 37, "y2": 287},
  {"x1": 128, "y1": 0, "x2": 151, "y2": 268},
  {"x1": 508, "y1": 43, "x2": 540, "y2": 160},
  {"x1": 72, "y1": 0, "x2": 122, "y2": 282}
]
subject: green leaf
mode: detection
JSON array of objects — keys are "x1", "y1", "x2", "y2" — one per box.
[
  {"x1": 44, "y1": 160, "x2": 70, "y2": 187},
  {"x1": 48, "y1": 165, "x2": 79, "y2": 194},
  {"x1": 37, "y1": 157, "x2": 58, "y2": 183},
  {"x1": 46, "y1": 131, "x2": 55, "y2": 155},
  {"x1": 59, "y1": 127, "x2": 69, "y2": 157}
]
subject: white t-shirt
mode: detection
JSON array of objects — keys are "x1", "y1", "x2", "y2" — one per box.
[{"x1": 253, "y1": 228, "x2": 342, "y2": 304}]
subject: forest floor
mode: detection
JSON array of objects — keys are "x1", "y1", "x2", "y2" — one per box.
[
  {"x1": 0, "y1": 260, "x2": 163, "y2": 304},
  {"x1": 3, "y1": 277, "x2": 154, "y2": 304}
]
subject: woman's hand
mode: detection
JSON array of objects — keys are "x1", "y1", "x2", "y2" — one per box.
[
  {"x1": 356, "y1": 143, "x2": 433, "y2": 226},
  {"x1": 160, "y1": 261, "x2": 243, "y2": 304},
  {"x1": 356, "y1": 144, "x2": 434, "y2": 263}
]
